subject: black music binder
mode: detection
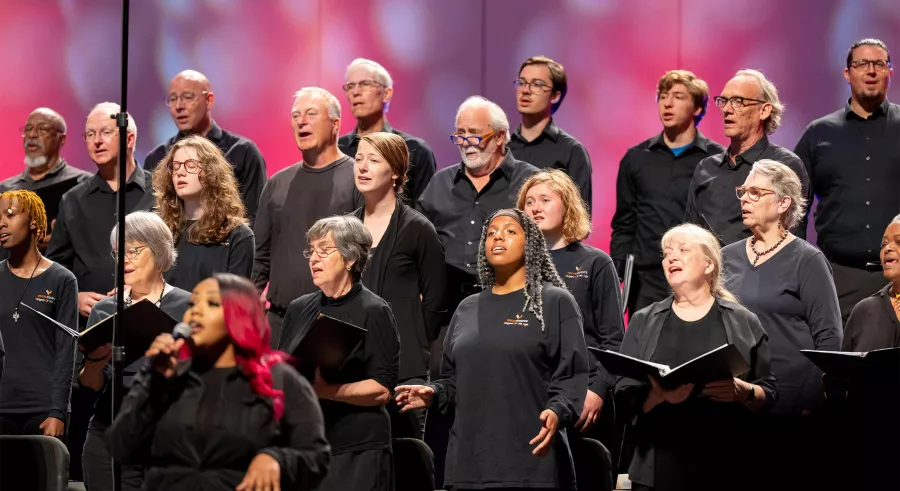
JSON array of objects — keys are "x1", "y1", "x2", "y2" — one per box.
[{"x1": 593, "y1": 344, "x2": 750, "y2": 389}]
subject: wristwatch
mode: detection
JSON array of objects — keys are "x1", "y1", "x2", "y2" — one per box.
[{"x1": 745, "y1": 385, "x2": 756, "y2": 403}]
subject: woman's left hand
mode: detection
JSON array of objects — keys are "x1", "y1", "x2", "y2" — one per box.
[
  {"x1": 702, "y1": 377, "x2": 752, "y2": 403},
  {"x1": 236, "y1": 453, "x2": 281, "y2": 491},
  {"x1": 529, "y1": 409, "x2": 559, "y2": 457}
]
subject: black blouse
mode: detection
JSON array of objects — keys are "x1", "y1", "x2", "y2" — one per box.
[
  {"x1": 165, "y1": 222, "x2": 255, "y2": 292},
  {"x1": 354, "y1": 201, "x2": 447, "y2": 381},
  {"x1": 843, "y1": 283, "x2": 899, "y2": 352}
]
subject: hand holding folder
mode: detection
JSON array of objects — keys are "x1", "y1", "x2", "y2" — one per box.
[{"x1": 593, "y1": 344, "x2": 750, "y2": 390}]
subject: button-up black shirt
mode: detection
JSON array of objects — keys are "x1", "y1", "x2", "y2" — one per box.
[
  {"x1": 611, "y1": 131, "x2": 725, "y2": 271},
  {"x1": 416, "y1": 152, "x2": 538, "y2": 276},
  {"x1": 338, "y1": 120, "x2": 436, "y2": 203},
  {"x1": 46, "y1": 167, "x2": 155, "y2": 297},
  {"x1": 508, "y1": 119, "x2": 592, "y2": 209},
  {"x1": 794, "y1": 99, "x2": 900, "y2": 267},
  {"x1": 143, "y1": 122, "x2": 267, "y2": 224},
  {"x1": 684, "y1": 136, "x2": 810, "y2": 245},
  {"x1": 0, "y1": 158, "x2": 92, "y2": 194}
]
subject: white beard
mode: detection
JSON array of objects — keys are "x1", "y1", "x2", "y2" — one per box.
[{"x1": 24, "y1": 155, "x2": 47, "y2": 169}]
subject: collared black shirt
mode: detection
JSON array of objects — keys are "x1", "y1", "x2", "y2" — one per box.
[
  {"x1": 508, "y1": 119, "x2": 592, "y2": 209},
  {"x1": 415, "y1": 152, "x2": 538, "y2": 276},
  {"x1": 0, "y1": 158, "x2": 92, "y2": 194},
  {"x1": 338, "y1": 120, "x2": 436, "y2": 203},
  {"x1": 611, "y1": 131, "x2": 725, "y2": 272},
  {"x1": 685, "y1": 136, "x2": 810, "y2": 245},
  {"x1": 46, "y1": 168, "x2": 155, "y2": 297},
  {"x1": 143, "y1": 122, "x2": 267, "y2": 224},
  {"x1": 794, "y1": 99, "x2": 900, "y2": 267}
]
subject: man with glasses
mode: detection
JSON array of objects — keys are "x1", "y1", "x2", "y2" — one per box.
[
  {"x1": 794, "y1": 38, "x2": 900, "y2": 323},
  {"x1": 685, "y1": 69, "x2": 809, "y2": 245},
  {"x1": 508, "y1": 56, "x2": 592, "y2": 209},
  {"x1": 252, "y1": 87, "x2": 363, "y2": 345},
  {"x1": 143, "y1": 70, "x2": 266, "y2": 224},
  {"x1": 338, "y1": 58, "x2": 436, "y2": 203}
]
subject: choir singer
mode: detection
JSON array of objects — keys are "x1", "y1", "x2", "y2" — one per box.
[{"x1": 397, "y1": 208, "x2": 589, "y2": 491}]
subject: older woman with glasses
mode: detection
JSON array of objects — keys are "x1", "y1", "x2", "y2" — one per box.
[
  {"x1": 279, "y1": 215, "x2": 400, "y2": 491},
  {"x1": 721, "y1": 159, "x2": 842, "y2": 489},
  {"x1": 78, "y1": 211, "x2": 191, "y2": 491}
]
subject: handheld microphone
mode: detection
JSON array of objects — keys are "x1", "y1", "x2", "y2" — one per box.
[{"x1": 172, "y1": 322, "x2": 192, "y2": 341}]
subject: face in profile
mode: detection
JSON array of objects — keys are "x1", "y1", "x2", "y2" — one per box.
[
  {"x1": 881, "y1": 221, "x2": 900, "y2": 283},
  {"x1": 662, "y1": 237, "x2": 713, "y2": 292},
  {"x1": 170, "y1": 146, "x2": 204, "y2": 201},
  {"x1": 185, "y1": 277, "x2": 229, "y2": 349},
  {"x1": 522, "y1": 183, "x2": 565, "y2": 236},
  {"x1": 485, "y1": 215, "x2": 526, "y2": 271},
  {"x1": 739, "y1": 172, "x2": 787, "y2": 229},
  {"x1": 354, "y1": 140, "x2": 397, "y2": 195},
  {"x1": 117, "y1": 241, "x2": 158, "y2": 288},
  {"x1": 0, "y1": 197, "x2": 37, "y2": 249},
  {"x1": 291, "y1": 94, "x2": 338, "y2": 152}
]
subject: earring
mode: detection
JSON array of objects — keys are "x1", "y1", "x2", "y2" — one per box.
[{"x1": 777, "y1": 221, "x2": 783, "y2": 230}]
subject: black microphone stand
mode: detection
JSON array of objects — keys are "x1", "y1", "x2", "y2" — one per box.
[{"x1": 110, "y1": 1, "x2": 130, "y2": 490}]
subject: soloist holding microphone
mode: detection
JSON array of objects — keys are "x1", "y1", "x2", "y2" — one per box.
[
  {"x1": 397, "y1": 208, "x2": 589, "y2": 491},
  {"x1": 105, "y1": 273, "x2": 330, "y2": 491}
]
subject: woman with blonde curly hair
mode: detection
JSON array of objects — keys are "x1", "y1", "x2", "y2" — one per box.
[{"x1": 153, "y1": 135, "x2": 254, "y2": 292}]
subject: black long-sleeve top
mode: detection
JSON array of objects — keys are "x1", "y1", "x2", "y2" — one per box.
[
  {"x1": 722, "y1": 238, "x2": 842, "y2": 414},
  {"x1": 354, "y1": 201, "x2": 447, "y2": 381},
  {"x1": 428, "y1": 284, "x2": 589, "y2": 489},
  {"x1": 684, "y1": 136, "x2": 810, "y2": 245},
  {"x1": 615, "y1": 296, "x2": 777, "y2": 487},
  {"x1": 549, "y1": 242, "x2": 624, "y2": 398},
  {"x1": 105, "y1": 361, "x2": 330, "y2": 491},
  {"x1": 0, "y1": 261, "x2": 77, "y2": 419},
  {"x1": 279, "y1": 283, "x2": 400, "y2": 455},
  {"x1": 794, "y1": 100, "x2": 900, "y2": 267},
  {"x1": 143, "y1": 123, "x2": 268, "y2": 225},
  {"x1": 843, "y1": 282, "x2": 898, "y2": 352},
  {"x1": 165, "y1": 222, "x2": 255, "y2": 292},
  {"x1": 611, "y1": 131, "x2": 725, "y2": 271}
]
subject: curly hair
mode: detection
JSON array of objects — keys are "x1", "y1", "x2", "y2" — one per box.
[
  {"x1": 152, "y1": 135, "x2": 246, "y2": 245},
  {"x1": 477, "y1": 208, "x2": 565, "y2": 331},
  {"x1": 516, "y1": 169, "x2": 591, "y2": 243},
  {"x1": 0, "y1": 189, "x2": 48, "y2": 243}
]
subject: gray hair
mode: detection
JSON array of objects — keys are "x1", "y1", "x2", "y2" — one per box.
[
  {"x1": 306, "y1": 215, "x2": 372, "y2": 281},
  {"x1": 346, "y1": 58, "x2": 394, "y2": 89},
  {"x1": 32, "y1": 107, "x2": 67, "y2": 134},
  {"x1": 90, "y1": 102, "x2": 137, "y2": 143},
  {"x1": 734, "y1": 69, "x2": 784, "y2": 135},
  {"x1": 455, "y1": 96, "x2": 511, "y2": 145},
  {"x1": 292, "y1": 87, "x2": 341, "y2": 120},
  {"x1": 891, "y1": 214, "x2": 900, "y2": 226},
  {"x1": 110, "y1": 211, "x2": 177, "y2": 273},
  {"x1": 748, "y1": 159, "x2": 808, "y2": 230}
]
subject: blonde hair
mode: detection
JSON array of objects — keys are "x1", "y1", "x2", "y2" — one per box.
[
  {"x1": 747, "y1": 159, "x2": 808, "y2": 230},
  {"x1": 661, "y1": 224, "x2": 738, "y2": 304},
  {"x1": 516, "y1": 169, "x2": 591, "y2": 243}
]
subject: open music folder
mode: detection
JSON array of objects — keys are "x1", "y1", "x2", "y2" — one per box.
[
  {"x1": 592, "y1": 344, "x2": 750, "y2": 389},
  {"x1": 801, "y1": 347, "x2": 900, "y2": 380}
]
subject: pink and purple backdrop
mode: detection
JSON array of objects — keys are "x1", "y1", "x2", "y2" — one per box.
[{"x1": 1, "y1": 0, "x2": 899, "y2": 251}]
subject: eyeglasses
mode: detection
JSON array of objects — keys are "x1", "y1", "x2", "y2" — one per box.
[
  {"x1": 342, "y1": 80, "x2": 383, "y2": 92},
  {"x1": 713, "y1": 96, "x2": 767, "y2": 110},
  {"x1": 450, "y1": 130, "x2": 497, "y2": 146},
  {"x1": 165, "y1": 91, "x2": 209, "y2": 107},
  {"x1": 849, "y1": 59, "x2": 891, "y2": 72},
  {"x1": 735, "y1": 186, "x2": 777, "y2": 202},
  {"x1": 168, "y1": 159, "x2": 202, "y2": 174},
  {"x1": 19, "y1": 125, "x2": 60, "y2": 137},
  {"x1": 514, "y1": 79, "x2": 553, "y2": 93},
  {"x1": 111, "y1": 245, "x2": 147, "y2": 261},
  {"x1": 303, "y1": 246, "x2": 339, "y2": 259},
  {"x1": 83, "y1": 128, "x2": 119, "y2": 142}
]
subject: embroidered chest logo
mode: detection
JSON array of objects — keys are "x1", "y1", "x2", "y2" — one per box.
[
  {"x1": 565, "y1": 265, "x2": 589, "y2": 280},
  {"x1": 504, "y1": 313, "x2": 530, "y2": 327},
  {"x1": 35, "y1": 289, "x2": 57, "y2": 304}
]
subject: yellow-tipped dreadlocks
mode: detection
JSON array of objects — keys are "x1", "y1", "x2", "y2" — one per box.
[{"x1": 0, "y1": 189, "x2": 48, "y2": 243}]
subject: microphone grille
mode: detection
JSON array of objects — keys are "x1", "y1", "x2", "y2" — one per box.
[{"x1": 173, "y1": 322, "x2": 192, "y2": 339}]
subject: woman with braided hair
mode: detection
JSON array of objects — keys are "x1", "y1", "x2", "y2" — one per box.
[{"x1": 397, "y1": 208, "x2": 589, "y2": 490}]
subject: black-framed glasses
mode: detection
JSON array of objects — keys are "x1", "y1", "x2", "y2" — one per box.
[
  {"x1": 168, "y1": 159, "x2": 202, "y2": 174},
  {"x1": 849, "y1": 59, "x2": 891, "y2": 72},
  {"x1": 450, "y1": 130, "x2": 497, "y2": 146},
  {"x1": 514, "y1": 79, "x2": 553, "y2": 93},
  {"x1": 303, "y1": 246, "x2": 339, "y2": 259},
  {"x1": 165, "y1": 91, "x2": 209, "y2": 106},
  {"x1": 714, "y1": 96, "x2": 767, "y2": 109},
  {"x1": 111, "y1": 245, "x2": 147, "y2": 261},
  {"x1": 342, "y1": 80, "x2": 382, "y2": 92},
  {"x1": 19, "y1": 125, "x2": 60, "y2": 137},
  {"x1": 735, "y1": 186, "x2": 777, "y2": 202},
  {"x1": 83, "y1": 128, "x2": 119, "y2": 142}
]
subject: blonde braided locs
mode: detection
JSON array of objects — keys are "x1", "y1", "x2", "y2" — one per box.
[{"x1": 477, "y1": 208, "x2": 565, "y2": 331}]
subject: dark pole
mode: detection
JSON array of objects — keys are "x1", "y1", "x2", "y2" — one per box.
[{"x1": 110, "y1": 0, "x2": 130, "y2": 490}]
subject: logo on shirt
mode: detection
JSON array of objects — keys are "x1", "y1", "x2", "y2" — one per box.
[
  {"x1": 35, "y1": 290, "x2": 56, "y2": 304},
  {"x1": 504, "y1": 313, "x2": 530, "y2": 327},
  {"x1": 565, "y1": 265, "x2": 589, "y2": 280}
]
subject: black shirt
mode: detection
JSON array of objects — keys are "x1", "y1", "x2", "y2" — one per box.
[
  {"x1": 338, "y1": 120, "x2": 437, "y2": 204},
  {"x1": 143, "y1": 122, "x2": 268, "y2": 225},
  {"x1": 794, "y1": 100, "x2": 900, "y2": 267},
  {"x1": 166, "y1": 222, "x2": 255, "y2": 292},
  {"x1": 722, "y1": 238, "x2": 843, "y2": 414},
  {"x1": 46, "y1": 168, "x2": 155, "y2": 298},
  {"x1": 105, "y1": 361, "x2": 330, "y2": 491},
  {"x1": 416, "y1": 152, "x2": 538, "y2": 276},
  {"x1": 684, "y1": 136, "x2": 810, "y2": 245},
  {"x1": 252, "y1": 156, "x2": 364, "y2": 310},
  {"x1": 429, "y1": 285, "x2": 589, "y2": 490},
  {"x1": 279, "y1": 283, "x2": 400, "y2": 455},
  {"x1": 652, "y1": 307, "x2": 727, "y2": 367},
  {"x1": 550, "y1": 242, "x2": 624, "y2": 397},
  {"x1": 611, "y1": 132, "x2": 726, "y2": 271},
  {"x1": 508, "y1": 119, "x2": 593, "y2": 209},
  {"x1": 843, "y1": 282, "x2": 898, "y2": 352},
  {"x1": 0, "y1": 261, "x2": 78, "y2": 419}
]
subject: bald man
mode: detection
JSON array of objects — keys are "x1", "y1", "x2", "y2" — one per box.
[{"x1": 143, "y1": 70, "x2": 267, "y2": 223}]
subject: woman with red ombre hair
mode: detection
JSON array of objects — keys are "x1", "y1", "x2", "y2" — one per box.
[{"x1": 106, "y1": 273, "x2": 331, "y2": 491}]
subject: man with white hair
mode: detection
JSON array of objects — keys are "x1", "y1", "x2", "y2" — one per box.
[
  {"x1": 252, "y1": 87, "x2": 363, "y2": 344},
  {"x1": 47, "y1": 102, "x2": 155, "y2": 321},
  {"x1": 685, "y1": 69, "x2": 810, "y2": 245},
  {"x1": 338, "y1": 58, "x2": 436, "y2": 202}
]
